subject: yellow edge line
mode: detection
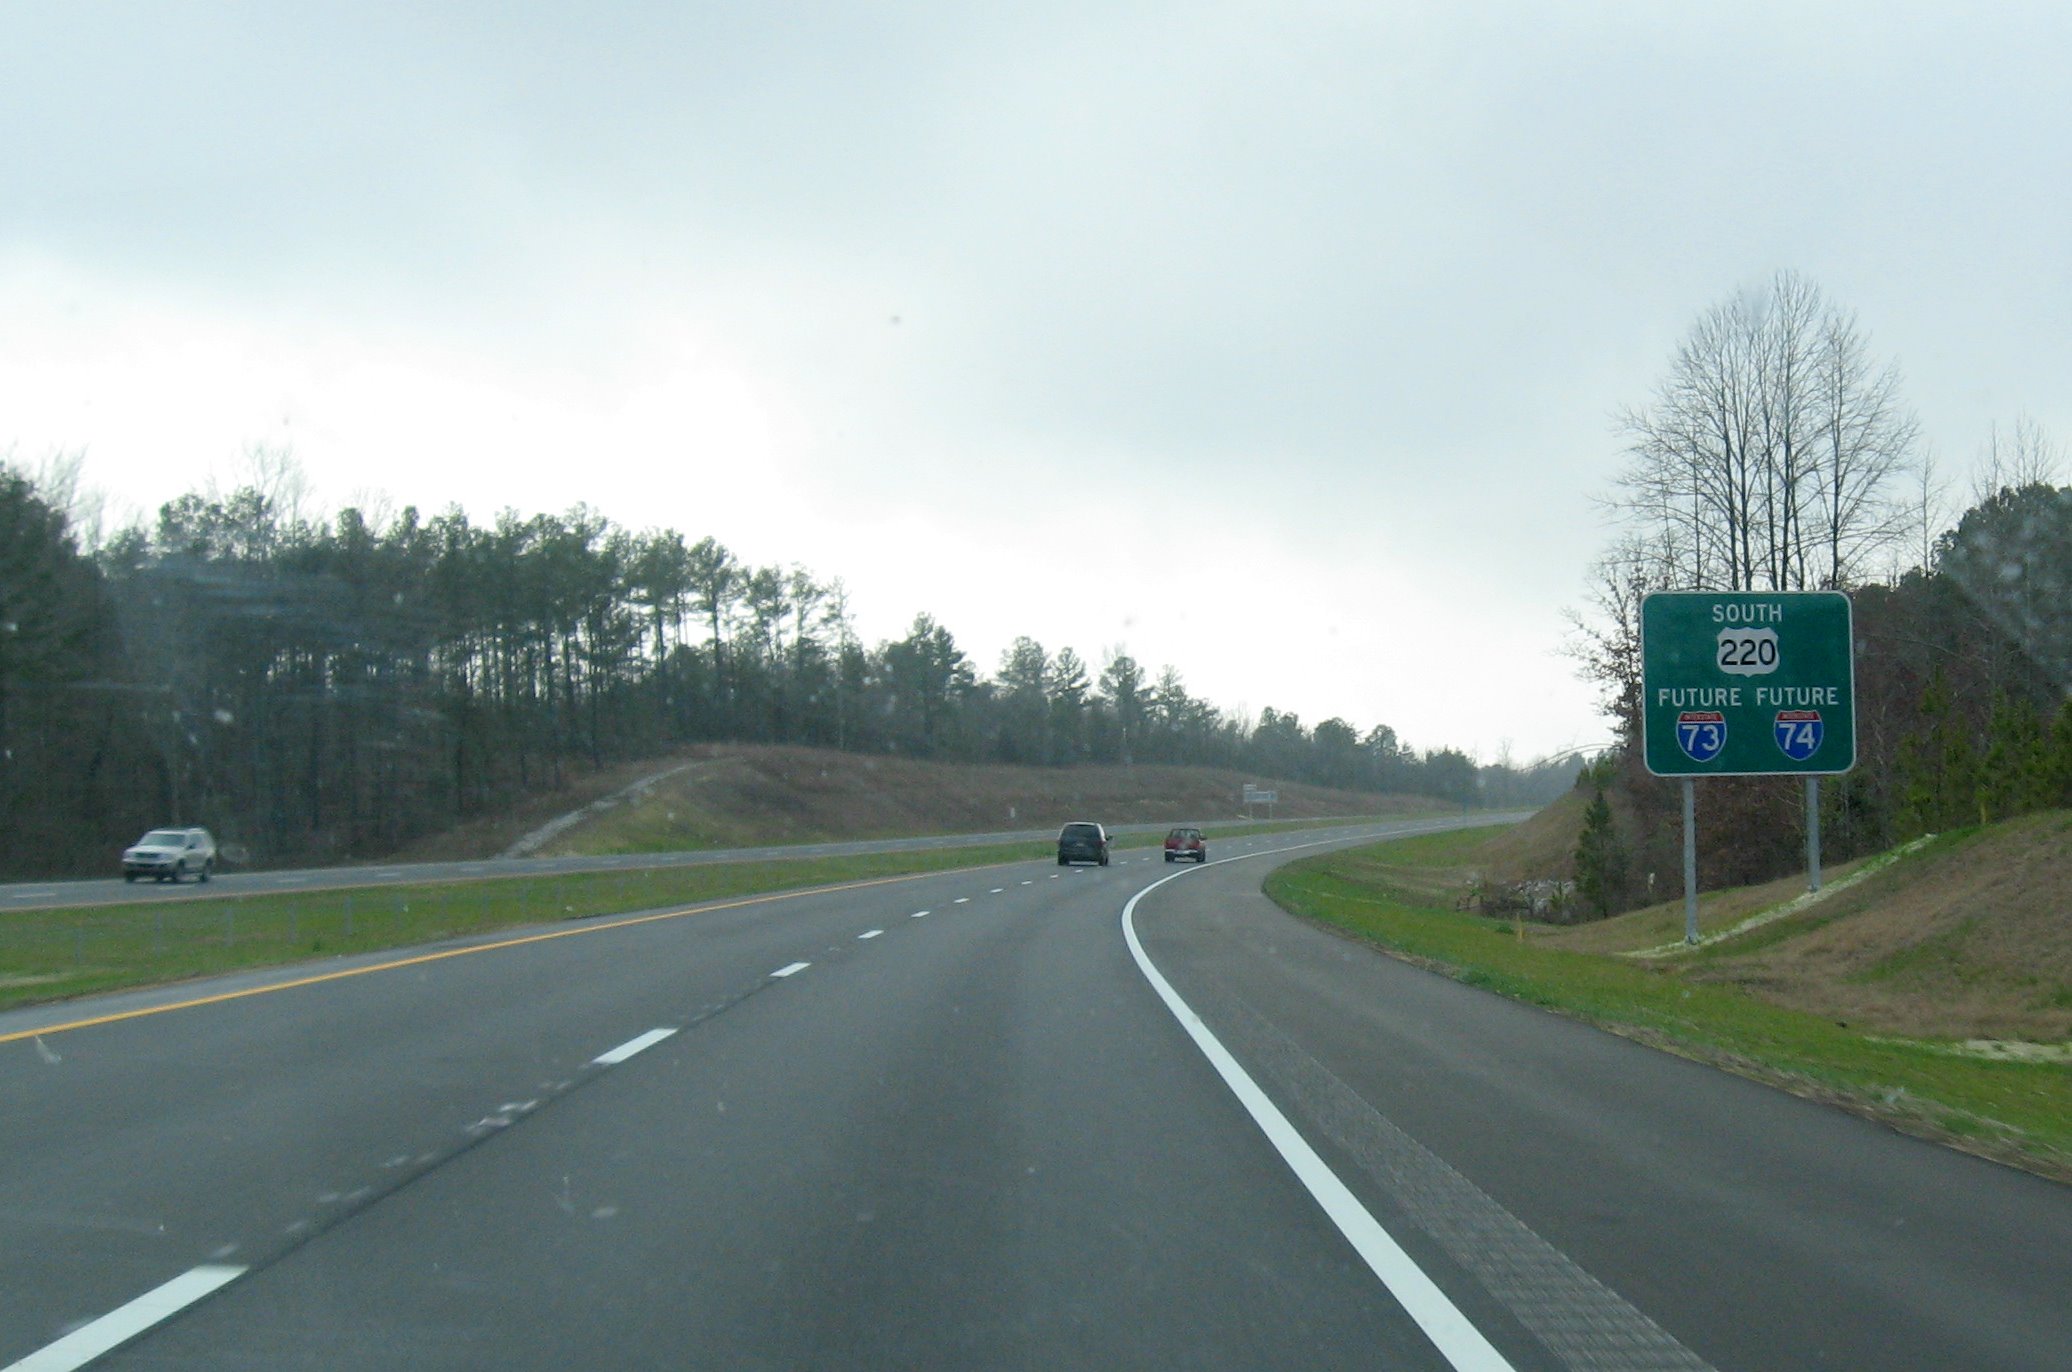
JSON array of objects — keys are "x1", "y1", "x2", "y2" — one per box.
[{"x1": 0, "y1": 868, "x2": 967, "y2": 1046}]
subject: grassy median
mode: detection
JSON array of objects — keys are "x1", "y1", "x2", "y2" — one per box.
[
  {"x1": 0, "y1": 843, "x2": 1061, "y2": 1012},
  {"x1": 1266, "y1": 828, "x2": 2072, "y2": 1182},
  {"x1": 0, "y1": 817, "x2": 1388, "y2": 1014}
]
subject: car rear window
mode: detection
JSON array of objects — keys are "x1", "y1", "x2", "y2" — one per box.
[{"x1": 1061, "y1": 824, "x2": 1100, "y2": 840}]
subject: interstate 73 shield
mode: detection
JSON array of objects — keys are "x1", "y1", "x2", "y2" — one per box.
[{"x1": 1676, "y1": 711, "x2": 1727, "y2": 764}]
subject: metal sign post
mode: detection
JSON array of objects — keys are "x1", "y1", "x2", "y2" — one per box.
[
  {"x1": 1806, "y1": 777, "x2": 1822, "y2": 893},
  {"x1": 1642, "y1": 591, "x2": 1856, "y2": 942},
  {"x1": 1682, "y1": 779, "x2": 1699, "y2": 945}
]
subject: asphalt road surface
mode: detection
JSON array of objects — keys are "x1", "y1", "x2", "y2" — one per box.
[
  {"x1": 0, "y1": 819, "x2": 1364, "y2": 911},
  {"x1": 2, "y1": 819, "x2": 2066, "y2": 1370}
]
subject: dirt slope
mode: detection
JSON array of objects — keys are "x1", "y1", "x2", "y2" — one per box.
[
  {"x1": 1471, "y1": 787, "x2": 1586, "y2": 882},
  {"x1": 392, "y1": 743, "x2": 1430, "y2": 862},
  {"x1": 1690, "y1": 811, "x2": 2072, "y2": 1041},
  {"x1": 1522, "y1": 808, "x2": 2072, "y2": 1043}
]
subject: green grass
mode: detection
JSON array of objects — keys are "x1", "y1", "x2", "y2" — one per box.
[
  {"x1": 0, "y1": 842, "x2": 1061, "y2": 1012},
  {"x1": 1350, "y1": 826, "x2": 1496, "y2": 865},
  {"x1": 0, "y1": 815, "x2": 1426, "y2": 1014},
  {"x1": 1267, "y1": 833, "x2": 2072, "y2": 1180},
  {"x1": 10, "y1": 813, "x2": 1428, "y2": 1010}
]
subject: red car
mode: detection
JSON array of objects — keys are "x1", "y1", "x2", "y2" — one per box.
[{"x1": 1163, "y1": 826, "x2": 1207, "y2": 863}]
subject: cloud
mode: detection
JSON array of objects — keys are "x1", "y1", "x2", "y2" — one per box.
[{"x1": 4, "y1": 3, "x2": 2071, "y2": 760}]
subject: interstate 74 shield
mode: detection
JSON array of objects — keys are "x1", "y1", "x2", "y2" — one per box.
[{"x1": 1774, "y1": 709, "x2": 1824, "y2": 762}]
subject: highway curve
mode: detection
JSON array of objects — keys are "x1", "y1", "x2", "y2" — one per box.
[{"x1": 2, "y1": 819, "x2": 2065, "y2": 1370}]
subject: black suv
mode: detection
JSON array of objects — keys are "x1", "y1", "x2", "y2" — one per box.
[{"x1": 1056, "y1": 821, "x2": 1111, "y2": 866}]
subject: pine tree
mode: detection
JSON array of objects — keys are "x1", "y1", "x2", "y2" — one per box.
[
  {"x1": 1979, "y1": 693, "x2": 2043, "y2": 823},
  {"x1": 1573, "y1": 781, "x2": 1628, "y2": 920},
  {"x1": 2047, "y1": 698, "x2": 2072, "y2": 809}
]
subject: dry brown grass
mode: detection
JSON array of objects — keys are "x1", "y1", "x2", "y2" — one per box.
[
  {"x1": 1469, "y1": 779, "x2": 1653, "y2": 884},
  {"x1": 1465, "y1": 792, "x2": 2072, "y2": 1044},
  {"x1": 1691, "y1": 811, "x2": 2072, "y2": 1041},
  {"x1": 1471, "y1": 787, "x2": 1586, "y2": 882},
  {"x1": 384, "y1": 754, "x2": 716, "y2": 863},
  {"x1": 394, "y1": 743, "x2": 1433, "y2": 861},
  {"x1": 1538, "y1": 864, "x2": 1873, "y2": 955},
  {"x1": 547, "y1": 745, "x2": 1431, "y2": 854}
]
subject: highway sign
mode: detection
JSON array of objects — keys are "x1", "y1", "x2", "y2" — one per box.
[{"x1": 1640, "y1": 591, "x2": 1855, "y2": 778}]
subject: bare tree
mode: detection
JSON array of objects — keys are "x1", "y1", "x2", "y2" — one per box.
[
  {"x1": 1896, "y1": 446, "x2": 1951, "y2": 578},
  {"x1": 1607, "y1": 272, "x2": 1915, "y2": 592},
  {"x1": 1972, "y1": 414, "x2": 2063, "y2": 502},
  {"x1": 1613, "y1": 286, "x2": 1768, "y2": 590},
  {"x1": 1750, "y1": 271, "x2": 1823, "y2": 589},
  {"x1": 17, "y1": 447, "x2": 108, "y2": 551},
  {"x1": 214, "y1": 443, "x2": 314, "y2": 533},
  {"x1": 1809, "y1": 304, "x2": 1917, "y2": 586},
  {"x1": 1564, "y1": 537, "x2": 1656, "y2": 743}
]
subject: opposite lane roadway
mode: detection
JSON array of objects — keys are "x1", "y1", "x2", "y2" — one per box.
[{"x1": 0, "y1": 820, "x2": 1346, "y2": 911}]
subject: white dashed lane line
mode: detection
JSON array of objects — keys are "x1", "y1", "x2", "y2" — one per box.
[
  {"x1": 16, "y1": 844, "x2": 1369, "y2": 1372},
  {"x1": 593, "y1": 1028, "x2": 676, "y2": 1066}
]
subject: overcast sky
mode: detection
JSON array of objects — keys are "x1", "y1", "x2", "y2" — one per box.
[{"x1": 3, "y1": 3, "x2": 2067, "y2": 763}]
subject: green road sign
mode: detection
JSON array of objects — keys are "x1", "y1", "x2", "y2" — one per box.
[{"x1": 1640, "y1": 591, "x2": 1855, "y2": 778}]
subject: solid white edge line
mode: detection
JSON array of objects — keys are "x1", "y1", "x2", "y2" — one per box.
[
  {"x1": 4, "y1": 1264, "x2": 247, "y2": 1372},
  {"x1": 593, "y1": 1027, "x2": 677, "y2": 1065},
  {"x1": 770, "y1": 961, "x2": 811, "y2": 978},
  {"x1": 1119, "y1": 836, "x2": 1516, "y2": 1372}
]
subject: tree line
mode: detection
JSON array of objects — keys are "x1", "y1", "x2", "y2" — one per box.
[
  {"x1": 0, "y1": 464, "x2": 1568, "y2": 876},
  {"x1": 1569, "y1": 272, "x2": 2071, "y2": 917}
]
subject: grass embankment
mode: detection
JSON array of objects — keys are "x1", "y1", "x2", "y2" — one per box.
[
  {"x1": 412, "y1": 741, "x2": 1436, "y2": 862},
  {"x1": 1266, "y1": 826, "x2": 2072, "y2": 1182},
  {"x1": 0, "y1": 817, "x2": 1368, "y2": 1014}
]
